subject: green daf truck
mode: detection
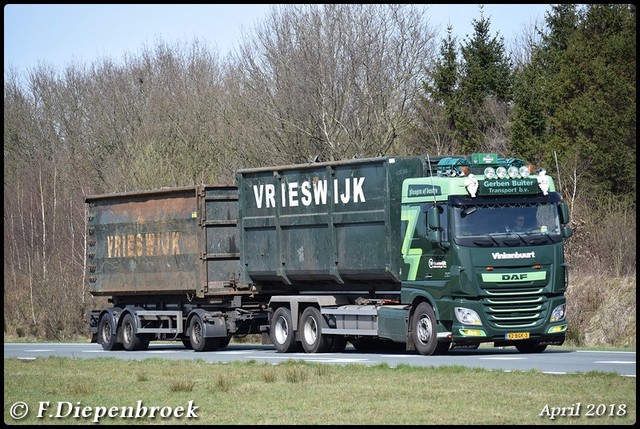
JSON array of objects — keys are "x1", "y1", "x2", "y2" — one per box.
[{"x1": 87, "y1": 153, "x2": 572, "y2": 355}]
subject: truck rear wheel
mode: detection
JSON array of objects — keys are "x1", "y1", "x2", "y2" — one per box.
[
  {"x1": 412, "y1": 302, "x2": 438, "y2": 356},
  {"x1": 300, "y1": 307, "x2": 331, "y2": 353},
  {"x1": 97, "y1": 314, "x2": 123, "y2": 351},
  {"x1": 270, "y1": 307, "x2": 298, "y2": 353},
  {"x1": 121, "y1": 313, "x2": 150, "y2": 351},
  {"x1": 189, "y1": 315, "x2": 220, "y2": 352}
]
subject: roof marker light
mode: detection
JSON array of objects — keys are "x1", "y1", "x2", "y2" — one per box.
[{"x1": 484, "y1": 167, "x2": 496, "y2": 179}]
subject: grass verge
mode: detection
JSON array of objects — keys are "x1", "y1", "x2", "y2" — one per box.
[{"x1": 4, "y1": 357, "x2": 636, "y2": 425}]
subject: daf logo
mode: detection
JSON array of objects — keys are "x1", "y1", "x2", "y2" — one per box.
[{"x1": 502, "y1": 274, "x2": 528, "y2": 281}]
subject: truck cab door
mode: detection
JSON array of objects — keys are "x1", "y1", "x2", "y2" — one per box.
[{"x1": 401, "y1": 204, "x2": 450, "y2": 282}]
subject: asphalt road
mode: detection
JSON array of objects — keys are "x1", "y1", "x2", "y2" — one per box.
[{"x1": 4, "y1": 342, "x2": 635, "y2": 377}]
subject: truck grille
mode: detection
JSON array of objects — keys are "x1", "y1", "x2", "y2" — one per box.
[{"x1": 482, "y1": 287, "x2": 548, "y2": 328}]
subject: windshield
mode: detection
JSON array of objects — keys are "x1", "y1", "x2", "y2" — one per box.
[{"x1": 452, "y1": 203, "x2": 562, "y2": 246}]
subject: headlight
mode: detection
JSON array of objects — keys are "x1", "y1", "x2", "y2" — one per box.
[
  {"x1": 455, "y1": 307, "x2": 482, "y2": 325},
  {"x1": 550, "y1": 304, "x2": 566, "y2": 322}
]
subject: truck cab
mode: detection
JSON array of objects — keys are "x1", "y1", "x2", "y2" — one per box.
[{"x1": 400, "y1": 154, "x2": 573, "y2": 354}]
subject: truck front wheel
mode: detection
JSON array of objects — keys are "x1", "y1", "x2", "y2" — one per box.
[
  {"x1": 412, "y1": 302, "x2": 438, "y2": 356},
  {"x1": 300, "y1": 306, "x2": 331, "y2": 353},
  {"x1": 97, "y1": 314, "x2": 123, "y2": 351},
  {"x1": 270, "y1": 307, "x2": 298, "y2": 353}
]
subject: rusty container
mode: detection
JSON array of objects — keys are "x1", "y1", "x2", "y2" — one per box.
[{"x1": 86, "y1": 186, "x2": 241, "y2": 298}]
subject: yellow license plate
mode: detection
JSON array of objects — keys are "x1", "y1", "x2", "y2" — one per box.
[{"x1": 505, "y1": 332, "x2": 530, "y2": 340}]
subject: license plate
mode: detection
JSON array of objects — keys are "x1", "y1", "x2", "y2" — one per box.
[{"x1": 505, "y1": 332, "x2": 530, "y2": 340}]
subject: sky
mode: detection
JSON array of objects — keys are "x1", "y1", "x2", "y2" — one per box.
[{"x1": 4, "y1": 4, "x2": 552, "y2": 76}]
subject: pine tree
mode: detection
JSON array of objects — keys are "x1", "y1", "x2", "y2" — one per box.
[
  {"x1": 511, "y1": 4, "x2": 636, "y2": 203},
  {"x1": 457, "y1": 5, "x2": 514, "y2": 152}
]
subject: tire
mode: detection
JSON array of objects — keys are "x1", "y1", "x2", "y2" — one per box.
[
  {"x1": 182, "y1": 339, "x2": 193, "y2": 349},
  {"x1": 515, "y1": 341, "x2": 547, "y2": 353},
  {"x1": 300, "y1": 307, "x2": 331, "y2": 353},
  {"x1": 189, "y1": 315, "x2": 221, "y2": 352},
  {"x1": 411, "y1": 302, "x2": 438, "y2": 356},
  {"x1": 270, "y1": 307, "x2": 298, "y2": 353},
  {"x1": 121, "y1": 313, "x2": 149, "y2": 351},
  {"x1": 97, "y1": 314, "x2": 123, "y2": 351}
]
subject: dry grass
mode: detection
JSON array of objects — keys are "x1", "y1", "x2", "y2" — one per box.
[{"x1": 565, "y1": 274, "x2": 636, "y2": 347}]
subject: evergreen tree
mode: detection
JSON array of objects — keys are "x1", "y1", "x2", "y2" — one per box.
[
  {"x1": 460, "y1": 9, "x2": 513, "y2": 104},
  {"x1": 416, "y1": 6, "x2": 515, "y2": 154},
  {"x1": 418, "y1": 25, "x2": 465, "y2": 153},
  {"x1": 511, "y1": 4, "x2": 636, "y2": 204}
]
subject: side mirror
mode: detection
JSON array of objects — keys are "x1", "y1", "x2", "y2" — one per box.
[
  {"x1": 559, "y1": 202, "x2": 571, "y2": 225},
  {"x1": 562, "y1": 226, "x2": 573, "y2": 239},
  {"x1": 428, "y1": 230, "x2": 442, "y2": 244},
  {"x1": 427, "y1": 207, "x2": 449, "y2": 248},
  {"x1": 427, "y1": 207, "x2": 440, "y2": 230}
]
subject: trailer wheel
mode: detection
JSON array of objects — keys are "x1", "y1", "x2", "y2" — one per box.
[
  {"x1": 270, "y1": 307, "x2": 298, "y2": 353},
  {"x1": 515, "y1": 341, "x2": 547, "y2": 353},
  {"x1": 412, "y1": 302, "x2": 438, "y2": 356},
  {"x1": 121, "y1": 313, "x2": 150, "y2": 351},
  {"x1": 300, "y1": 307, "x2": 331, "y2": 353},
  {"x1": 97, "y1": 314, "x2": 123, "y2": 351},
  {"x1": 189, "y1": 315, "x2": 220, "y2": 352}
]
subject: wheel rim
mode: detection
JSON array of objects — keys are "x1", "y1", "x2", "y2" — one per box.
[
  {"x1": 274, "y1": 316, "x2": 289, "y2": 345},
  {"x1": 123, "y1": 321, "x2": 133, "y2": 345},
  {"x1": 192, "y1": 320, "x2": 203, "y2": 346},
  {"x1": 303, "y1": 316, "x2": 318, "y2": 345},
  {"x1": 417, "y1": 314, "x2": 433, "y2": 345},
  {"x1": 101, "y1": 321, "x2": 111, "y2": 343}
]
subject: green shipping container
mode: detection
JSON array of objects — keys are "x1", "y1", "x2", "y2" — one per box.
[{"x1": 236, "y1": 157, "x2": 426, "y2": 292}]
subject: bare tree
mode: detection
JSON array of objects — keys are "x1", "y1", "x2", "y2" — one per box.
[{"x1": 231, "y1": 4, "x2": 438, "y2": 163}]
